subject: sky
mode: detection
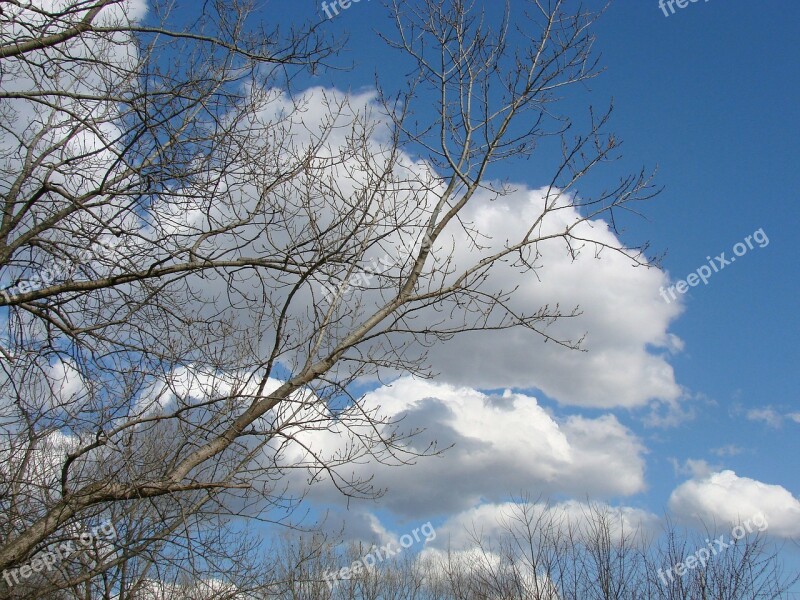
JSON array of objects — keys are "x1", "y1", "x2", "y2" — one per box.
[
  {"x1": 3, "y1": 0, "x2": 798, "y2": 591},
  {"x1": 239, "y1": 0, "x2": 800, "y2": 560}
]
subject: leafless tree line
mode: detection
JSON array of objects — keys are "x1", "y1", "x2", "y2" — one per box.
[{"x1": 17, "y1": 500, "x2": 791, "y2": 599}]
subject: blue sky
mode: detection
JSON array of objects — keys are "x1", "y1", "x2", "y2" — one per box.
[
  {"x1": 244, "y1": 0, "x2": 800, "y2": 547},
  {"x1": 592, "y1": 0, "x2": 800, "y2": 510},
  {"x1": 2, "y1": 0, "x2": 798, "y2": 593}
]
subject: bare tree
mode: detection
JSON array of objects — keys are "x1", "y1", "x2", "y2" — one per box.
[
  {"x1": 248, "y1": 500, "x2": 796, "y2": 600},
  {"x1": 416, "y1": 500, "x2": 794, "y2": 600},
  {"x1": 0, "y1": 0, "x2": 662, "y2": 596}
]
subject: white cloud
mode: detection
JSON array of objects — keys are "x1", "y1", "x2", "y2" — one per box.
[
  {"x1": 45, "y1": 358, "x2": 87, "y2": 406},
  {"x1": 428, "y1": 499, "x2": 660, "y2": 552},
  {"x1": 130, "y1": 84, "x2": 684, "y2": 411},
  {"x1": 129, "y1": 578, "x2": 242, "y2": 600},
  {"x1": 710, "y1": 444, "x2": 745, "y2": 457},
  {"x1": 0, "y1": 429, "x2": 78, "y2": 507},
  {"x1": 398, "y1": 499, "x2": 657, "y2": 600},
  {"x1": 131, "y1": 366, "x2": 283, "y2": 418},
  {"x1": 281, "y1": 377, "x2": 648, "y2": 520},
  {"x1": 411, "y1": 186, "x2": 684, "y2": 408},
  {"x1": 669, "y1": 458, "x2": 717, "y2": 479},
  {"x1": 746, "y1": 406, "x2": 796, "y2": 428},
  {"x1": 668, "y1": 470, "x2": 800, "y2": 538}
]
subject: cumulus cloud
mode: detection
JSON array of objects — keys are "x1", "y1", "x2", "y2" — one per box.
[
  {"x1": 131, "y1": 365, "x2": 285, "y2": 419},
  {"x1": 131, "y1": 578, "x2": 241, "y2": 600},
  {"x1": 407, "y1": 498, "x2": 657, "y2": 600},
  {"x1": 47, "y1": 358, "x2": 86, "y2": 396},
  {"x1": 419, "y1": 187, "x2": 684, "y2": 408},
  {"x1": 668, "y1": 470, "x2": 800, "y2": 538},
  {"x1": 281, "y1": 377, "x2": 648, "y2": 521},
  {"x1": 0, "y1": 429, "x2": 78, "y2": 507},
  {"x1": 427, "y1": 499, "x2": 660, "y2": 552},
  {"x1": 129, "y1": 83, "x2": 684, "y2": 411}
]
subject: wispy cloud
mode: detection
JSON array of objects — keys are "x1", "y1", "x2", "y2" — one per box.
[
  {"x1": 710, "y1": 444, "x2": 744, "y2": 457},
  {"x1": 669, "y1": 458, "x2": 717, "y2": 478},
  {"x1": 746, "y1": 406, "x2": 798, "y2": 429}
]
